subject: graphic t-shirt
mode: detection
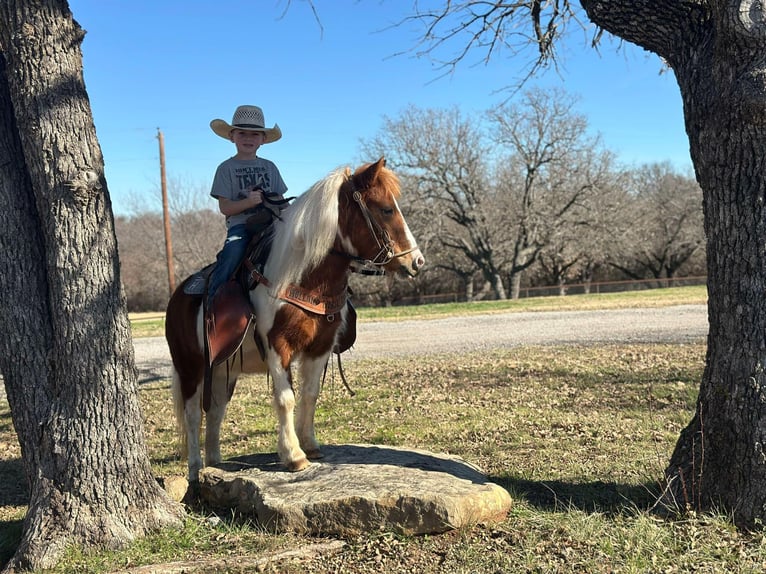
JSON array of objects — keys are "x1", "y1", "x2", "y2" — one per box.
[{"x1": 210, "y1": 156, "x2": 288, "y2": 229}]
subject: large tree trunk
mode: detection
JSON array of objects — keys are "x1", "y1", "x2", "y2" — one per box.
[
  {"x1": 582, "y1": 0, "x2": 766, "y2": 528},
  {"x1": 668, "y1": 122, "x2": 766, "y2": 525},
  {"x1": 0, "y1": 2, "x2": 183, "y2": 570}
]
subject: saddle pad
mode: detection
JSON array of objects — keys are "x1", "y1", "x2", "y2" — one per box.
[{"x1": 184, "y1": 264, "x2": 215, "y2": 296}]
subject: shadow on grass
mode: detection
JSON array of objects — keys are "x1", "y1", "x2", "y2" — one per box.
[
  {"x1": 0, "y1": 458, "x2": 26, "y2": 570},
  {"x1": 0, "y1": 519, "x2": 23, "y2": 572},
  {"x1": 0, "y1": 458, "x2": 28, "y2": 508},
  {"x1": 497, "y1": 475, "x2": 660, "y2": 515}
]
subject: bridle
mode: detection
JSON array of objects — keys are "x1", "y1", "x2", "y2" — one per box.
[{"x1": 331, "y1": 175, "x2": 419, "y2": 275}]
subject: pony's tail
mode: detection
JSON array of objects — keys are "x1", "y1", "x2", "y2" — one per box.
[{"x1": 171, "y1": 368, "x2": 188, "y2": 458}]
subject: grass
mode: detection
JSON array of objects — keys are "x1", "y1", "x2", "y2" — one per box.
[
  {"x1": 353, "y1": 284, "x2": 708, "y2": 321},
  {"x1": 128, "y1": 285, "x2": 708, "y2": 338},
  {"x1": 8, "y1": 285, "x2": 766, "y2": 573}
]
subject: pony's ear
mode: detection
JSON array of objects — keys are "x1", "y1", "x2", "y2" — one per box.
[{"x1": 354, "y1": 157, "x2": 386, "y2": 190}]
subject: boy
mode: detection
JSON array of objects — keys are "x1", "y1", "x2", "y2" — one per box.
[{"x1": 206, "y1": 105, "x2": 288, "y2": 309}]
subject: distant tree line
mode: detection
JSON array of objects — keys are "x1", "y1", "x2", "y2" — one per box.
[{"x1": 116, "y1": 89, "x2": 704, "y2": 312}]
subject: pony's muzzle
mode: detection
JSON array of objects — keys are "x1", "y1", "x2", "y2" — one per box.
[
  {"x1": 414, "y1": 252, "x2": 425, "y2": 271},
  {"x1": 399, "y1": 248, "x2": 425, "y2": 277}
]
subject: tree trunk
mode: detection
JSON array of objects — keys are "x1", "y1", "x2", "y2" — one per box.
[
  {"x1": 0, "y1": 2, "x2": 183, "y2": 570},
  {"x1": 581, "y1": 264, "x2": 594, "y2": 295},
  {"x1": 664, "y1": 99, "x2": 766, "y2": 526},
  {"x1": 582, "y1": 0, "x2": 766, "y2": 528},
  {"x1": 509, "y1": 272, "x2": 522, "y2": 300},
  {"x1": 465, "y1": 277, "x2": 474, "y2": 302},
  {"x1": 490, "y1": 272, "x2": 507, "y2": 300}
]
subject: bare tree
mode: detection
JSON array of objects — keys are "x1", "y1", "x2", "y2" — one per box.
[
  {"x1": 363, "y1": 105, "x2": 512, "y2": 299},
  {"x1": 363, "y1": 90, "x2": 615, "y2": 301},
  {"x1": 405, "y1": 0, "x2": 766, "y2": 528},
  {"x1": 170, "y1": 208, "x2": 222, "y2": 279},
  {"x1": 166, "y1": 177, "x2": 222, "y2": 285},
  {"x1": 401, "y1": 0, "x2": 579, "y2": 84},
  {"x1": 434, "y1": 245, "x2": 483, "y2": 301},
  {"x1": 116, "y1": 213, "x2": 168, "y2": 311},
  {"x1": 535, "y1": 230, "x2": 584, "y2": 295},
  {"x1": 114, "y1": 177, "x2": 222, "y2": 312},
  {"x1": 610, "y1": 163, "x2": 704, "y2": 284},
  {"x1": 573, "y1": 172, "x2": 635, "y2": 292},
  {"x1": 489, "y1": 87, "x2": 616, "y2": 298},
  {"x1": 534, "y1": 175, "x2": 626, "y2": 295},
  {"x1": 0, "y1": 2, "x2": 183, "y2": 570}
]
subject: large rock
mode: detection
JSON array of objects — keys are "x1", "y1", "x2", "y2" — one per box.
[{"x1": 199, "y1": 444, "x2": 511, "y2": 535}]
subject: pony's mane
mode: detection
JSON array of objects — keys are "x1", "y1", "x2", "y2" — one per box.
[{"x1": 265, "y1": 167, "x2": 347, "y2": 293}]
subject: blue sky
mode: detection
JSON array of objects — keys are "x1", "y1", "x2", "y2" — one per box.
[{"x1": 68, "y1": 1, "x2": 691, "y2": 215}]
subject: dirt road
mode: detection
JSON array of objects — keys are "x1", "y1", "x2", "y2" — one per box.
[{"x1": 134, "y1": 304, "x2": 708, "y2": 384}]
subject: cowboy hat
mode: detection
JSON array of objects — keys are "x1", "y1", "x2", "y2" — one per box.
[{"x1": 210, "y1": 105, "x2": 282, "y2": 143}]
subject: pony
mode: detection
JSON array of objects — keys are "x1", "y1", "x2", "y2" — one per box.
[{"x1": 165, "y1": 158, "x2": 425, "y2": 481}]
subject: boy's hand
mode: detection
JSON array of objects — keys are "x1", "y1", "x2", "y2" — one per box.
[{"x1": 246, "y1": 188, "x2": 263, "y2": 207}]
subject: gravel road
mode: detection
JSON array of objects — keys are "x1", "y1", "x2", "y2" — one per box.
[{"x1": 134, "y1": 304, "x2": 708, "y2": 384}]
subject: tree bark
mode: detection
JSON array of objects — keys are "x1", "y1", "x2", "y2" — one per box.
[
  {"x1": 582, "y1": 0, "x2": 766, "y2": 528},
  {"x1": 0, "y1": 1, "x2": 183, "y2": 570}
]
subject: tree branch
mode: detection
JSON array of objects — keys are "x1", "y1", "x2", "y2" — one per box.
[{"x1": 398, "y1": 1, "x2": 580, "y2": 86}]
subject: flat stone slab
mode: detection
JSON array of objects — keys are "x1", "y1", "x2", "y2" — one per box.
[{"x1": 198, "y1": 444, "x2": 512, "y2": 535}]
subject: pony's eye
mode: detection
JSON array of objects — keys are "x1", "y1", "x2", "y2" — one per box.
[{"x1": 381, "y1": 207, "x2": 395, "y2": 217}]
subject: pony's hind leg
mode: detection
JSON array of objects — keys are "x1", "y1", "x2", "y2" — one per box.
[
  {"x1": 204, "y1": 367, "x2": 235, "y2": 467},
  {"x1": 295, "y1": 356, "x2": 329, "y2": 459},
  {"x1": 173, "y1": 370, "x2": 204, "y2": 483}
]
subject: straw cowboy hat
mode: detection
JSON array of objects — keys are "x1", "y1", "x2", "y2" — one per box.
[{"x1": 210, "y1": 105, "x2": 282, "y2": 143}]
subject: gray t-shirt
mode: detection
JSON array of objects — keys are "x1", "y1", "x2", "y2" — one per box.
[{"x1": 210, "y1": 156, "x2": 288, "y2": 229}]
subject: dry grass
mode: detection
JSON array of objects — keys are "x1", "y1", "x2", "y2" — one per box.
[{"x1": 5, "y1": 340, "x2": 766, "y2": 573}]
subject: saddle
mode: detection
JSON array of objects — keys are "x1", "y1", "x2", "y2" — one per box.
[
  {"x1": 183, "y1": 262, "x2": 254, "y2": 368},
  {"x1": 205, "y1": 280, "x2": 254, "y2": 367}
]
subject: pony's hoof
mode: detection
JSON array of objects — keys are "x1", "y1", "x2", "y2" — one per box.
[
  {"x1": 305, "y1": 449, "x2": 324, "y2": 460},
  {"x1": 285, "y1": 457, "x2": 311, "y2": 472}
]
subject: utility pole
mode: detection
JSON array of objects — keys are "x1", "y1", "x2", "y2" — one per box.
[{"x1": 157, "y1": 128, "x2": 176, "y2": 296}]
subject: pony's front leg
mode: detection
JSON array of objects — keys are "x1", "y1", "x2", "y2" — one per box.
[
  {"x1": 204, "y1": 369, "x2": 233, "y2": 467},
  {"x1": 270, "y1": 358, "x2": 310, "y2": 471},
  {"x1": 296, "y1": 356, "x2": 328, "y2": 459}
]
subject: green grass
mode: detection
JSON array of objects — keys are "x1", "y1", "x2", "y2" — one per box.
[
  {"x1": 129, "y1": 285, "x2": 708, "y2": 337},
  {"x1": 354, "y1": 285, "x2": 707, "y2": 321},
  {"x1": 129, "y1": 312, "x2": 166, "y2": 338},
  {"x1": 9, "y1": 285, "x2": 763, "y2": 573}
]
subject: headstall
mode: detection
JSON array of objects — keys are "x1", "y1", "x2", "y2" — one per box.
[{"x1": 331, "y1": 174, "x2": 419, "y2": 275}]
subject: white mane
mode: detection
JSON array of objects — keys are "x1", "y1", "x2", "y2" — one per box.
[{"x1": 264, "y1": 168, "x2": 347, "y2": 293}]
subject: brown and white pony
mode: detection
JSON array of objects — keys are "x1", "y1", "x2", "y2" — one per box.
[{"x1": 165, "y1": 159, "x2": 424, "y2": 481}]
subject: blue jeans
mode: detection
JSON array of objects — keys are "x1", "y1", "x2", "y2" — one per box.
[{"x1": 207, "y1": 224, "x2": 251, "y2": 308}]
